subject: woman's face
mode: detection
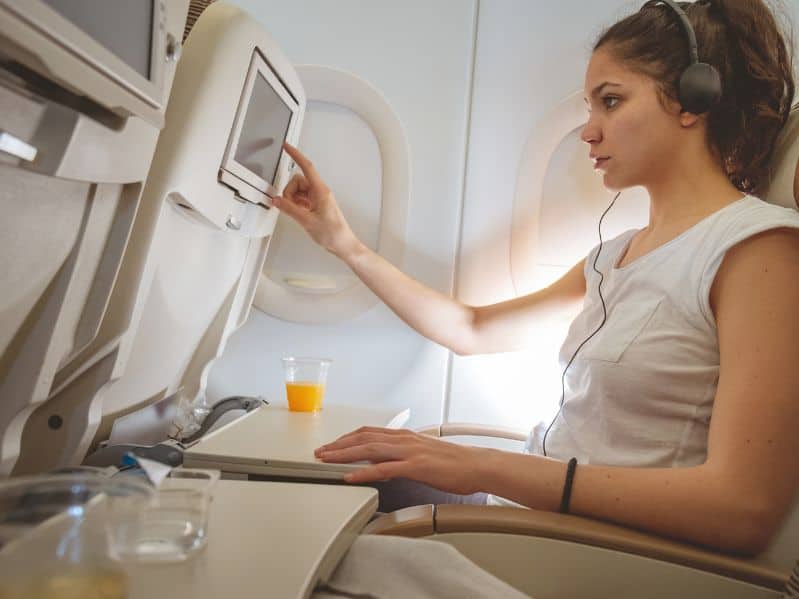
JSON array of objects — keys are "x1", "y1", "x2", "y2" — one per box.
[{"x1": 581, "y1": 47, "x2": 685, "y2": 191}]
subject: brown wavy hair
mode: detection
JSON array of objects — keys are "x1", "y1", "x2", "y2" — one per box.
[{"x1": 594, "y1": 0, "x2": 795, "y2": 194}]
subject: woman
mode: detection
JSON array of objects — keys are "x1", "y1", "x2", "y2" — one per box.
[{"x1": 272, "y1": 0, "x2": 799, "y2": 555}]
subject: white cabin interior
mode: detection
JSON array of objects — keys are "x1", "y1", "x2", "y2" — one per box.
[{"x1": 1, "y1": 1, "x2": 798, "y2": 597}]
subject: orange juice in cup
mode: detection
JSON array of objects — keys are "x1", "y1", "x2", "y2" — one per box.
[
  {"x1": 281, "y1": 357, "x2": 331, "y2": 412},
  {"x1": 285, "y1": 381, "x2": 326, "y2": 412}
]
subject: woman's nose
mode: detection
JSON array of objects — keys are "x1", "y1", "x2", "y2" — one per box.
[{"x1": 580, "y1": 117, "x2": 601, "y2": 144}]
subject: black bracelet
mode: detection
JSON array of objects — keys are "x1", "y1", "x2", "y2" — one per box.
[{"x1": 559, "y1": 457, "x2": 578, "y2": 514}]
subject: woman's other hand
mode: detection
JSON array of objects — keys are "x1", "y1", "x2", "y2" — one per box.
[
  {"x1": 272, "y1": 143, "x2": 359, "y2": 258},
  {"x1": 314, "y1": 426, "x2": 489, "y2": 495}
]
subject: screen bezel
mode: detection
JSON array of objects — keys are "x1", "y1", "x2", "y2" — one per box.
[
  {"x1": 220, "y1": 49, "x2": 300, "y2": 203},
  {"x1": 1, "y1": 0, "x2": 167, "y2": 110}
]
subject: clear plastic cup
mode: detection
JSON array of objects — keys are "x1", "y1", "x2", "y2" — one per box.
[
  {"x1": 0, "y1": 472, "x2": 153, "y2": 598},
  {"x1": 282, "y1": 357, "x2": 332, "y2": 412},
  {"x1": 109, "y1": 468, "x2": 219, "y2": 563}
]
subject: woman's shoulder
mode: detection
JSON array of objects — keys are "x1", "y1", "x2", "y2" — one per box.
[
  {"x1": 700, "y1": 195, "x2": 799, "y2": 285},
  {"x1": 697, "y1": 197, "x2": 799, "y2": 328},
  {"x1": 711, "y1": 195, "x2": 799, "y2": 239},
  {"x1": 737, "y1": 194, "x2": 799, "y2": 218}
]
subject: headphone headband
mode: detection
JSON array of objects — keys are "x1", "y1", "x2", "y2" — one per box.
[
  {"x1": 640, "y1": 0, "x2": 721, "y2": 114},
  {"x1": 644, "y1": 0, "x2": 700, "y2": 64}
]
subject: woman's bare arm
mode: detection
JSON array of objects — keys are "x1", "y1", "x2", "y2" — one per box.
[
  {"x1": 274, "y1": 143, "x2": 586, "y2": 356},
  {"x1": 343, "y1": 242, "x2": 585, "y2": 355}
]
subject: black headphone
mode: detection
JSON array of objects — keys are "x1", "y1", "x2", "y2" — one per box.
[{"x1": 644, "y1": 0, "x2": 722, "y2": 114}]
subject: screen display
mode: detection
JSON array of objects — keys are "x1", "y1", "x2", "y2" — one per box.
[
  {"x1": 234, "y1": 71, "x2": 293, "y2": 186},
  {"x1": 43, "y1": 0, "x2": 153, "y2": 79}
]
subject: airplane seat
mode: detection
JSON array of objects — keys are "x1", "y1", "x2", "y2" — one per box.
[
  {"x1": 1, "y1": 0, "x2": 307, "y2": 475},
  {"x1": 366, "y1": 105, "x2": 799, "y2": 598},
  {"x1": 71, "y1": 0, "x2": 306, "y2": 459},
  {"x1": 0, "y1": 0, "x2": 190, "y2": 476}
]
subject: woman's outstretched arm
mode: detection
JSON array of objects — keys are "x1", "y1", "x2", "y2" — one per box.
[{"x1": 274, "y1": 143, "x2": 585, "y2": 355}]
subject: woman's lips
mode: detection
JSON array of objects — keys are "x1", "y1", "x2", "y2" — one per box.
[{"x1": 593, "y1": 157, "x2": 610, "y2": 170}]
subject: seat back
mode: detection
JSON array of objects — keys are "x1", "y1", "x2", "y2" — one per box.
[
  {"x1": 756, "y1": 103, "x2": 799, "y2": 572},
  {"x1": 761, "y1": 104, "x2": 799, "y2": 209}
]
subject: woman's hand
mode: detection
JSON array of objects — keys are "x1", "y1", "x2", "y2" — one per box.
[
  {"x1": 272, "y1": 143, "x2": 360, "y2": 258},
  {"x1": 315, "y1": 426, "x2": 489, "y2": 495}
]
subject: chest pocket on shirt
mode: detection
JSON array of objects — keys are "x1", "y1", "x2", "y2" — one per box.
[{"x1": 582, "y1": 299, "x2": 662, "y2": 363}]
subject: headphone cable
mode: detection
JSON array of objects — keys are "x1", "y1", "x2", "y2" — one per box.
[{"x1": 541, "y1": 191, "x2": 621, "y2": 457}]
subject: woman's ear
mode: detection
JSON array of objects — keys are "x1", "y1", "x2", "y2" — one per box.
[{"x1": 679, "y1": 111, "x2": 702, "y2": 128}]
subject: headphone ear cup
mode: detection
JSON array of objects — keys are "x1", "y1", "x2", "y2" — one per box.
[{"x1": 679, "y1": 62, "x2": 722, "y2": 114}]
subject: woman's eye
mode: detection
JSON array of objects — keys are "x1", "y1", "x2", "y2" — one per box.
[{"x1": 602, "y1": 96, "x2": 620, "y2": 109}]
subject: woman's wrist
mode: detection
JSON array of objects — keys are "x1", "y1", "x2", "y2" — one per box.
[
  {"x1": 475, "y1": 449, "x2": 568, "y2": 511},
  {"x1": 336, "y1": 235, "x2": 368, "y2": 264}
]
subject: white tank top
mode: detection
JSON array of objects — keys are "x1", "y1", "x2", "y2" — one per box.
[
  {"x1": 534, "y1": 195, "x2": 799, "y2": 465},
  {"x1": 490, "y1": 196, "x2": 799, "y2": 568}
]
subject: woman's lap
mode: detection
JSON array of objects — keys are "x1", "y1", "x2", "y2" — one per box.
[{"x1": 369, "y1": 478, "x2": 488, "y2": 513}]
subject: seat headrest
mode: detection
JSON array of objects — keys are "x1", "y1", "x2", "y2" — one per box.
[{"x1": 760, "y1": 104, "x2": 799, "y2": 210}]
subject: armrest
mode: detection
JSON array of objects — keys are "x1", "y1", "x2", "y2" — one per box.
[
  {"x1": 417, "y1": 423, "x2": 527, "y2": 442},
  {"x1": 363, "y1": 504, "x2": 787, "y2": 591},
  {"x1": 363, "y1": 504, "x2": 435, "y2": 537}
]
